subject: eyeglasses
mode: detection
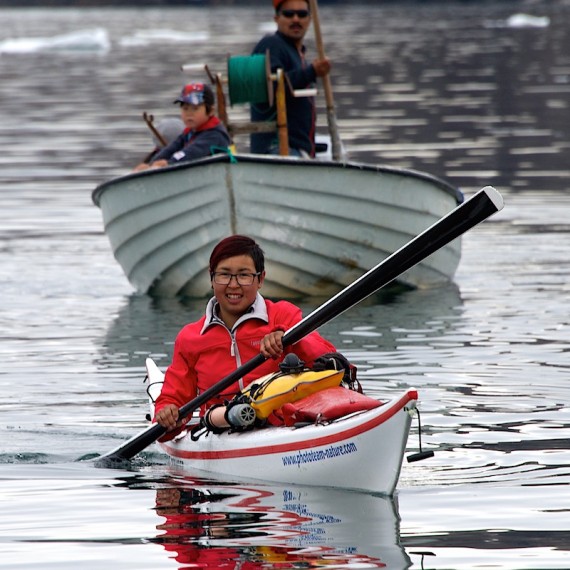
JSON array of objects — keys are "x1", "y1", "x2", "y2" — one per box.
[
  {"x1": 211, "y1": 272, "x2": 261, "y2": 286},
  {"x1": 280, "y1": 9, "x2": 310, "y2": 19}
]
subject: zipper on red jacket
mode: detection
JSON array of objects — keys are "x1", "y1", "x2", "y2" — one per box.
[
  {"x1": 230, "y1": 332, "x2": 236, "y2": 357},
  {"x1": 229, "y1": 331, "x2": 246, "y2": 390}
]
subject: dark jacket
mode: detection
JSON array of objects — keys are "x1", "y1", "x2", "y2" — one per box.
[
  {"x1": 153, "y1": 116, "x2": 230, "y2": 165},
  {"x1": 250, "y1": 31, "x2": 317, "y2": 156}
]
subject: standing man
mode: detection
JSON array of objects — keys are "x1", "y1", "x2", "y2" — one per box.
[{"x1": 250, "y1": 0, "x2": 331, "y2": 157}]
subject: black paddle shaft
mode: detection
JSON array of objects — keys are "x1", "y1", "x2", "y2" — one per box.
[{"x1": 97, "y1": 186, "x2": 503, "y2": 464}]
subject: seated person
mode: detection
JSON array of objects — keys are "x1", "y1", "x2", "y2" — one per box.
[
  {"x1": 133, "y1": 83, "x2": 231, "y2": 172},
  {"x1": 153, "y1": 235, "x2": 355, "y2": 438}
]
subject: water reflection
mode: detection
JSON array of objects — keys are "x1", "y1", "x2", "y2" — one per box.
[
  {"x1": 150, "y1": 474, "x2": 410, "y2": 569},
  {"x1": 97, "y1": 282, "x2": 464, "y2": 373}
]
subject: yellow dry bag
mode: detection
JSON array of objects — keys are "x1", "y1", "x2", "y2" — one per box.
[{"x1": 242, "y1": 368, "x2": 344, "y2": 420}]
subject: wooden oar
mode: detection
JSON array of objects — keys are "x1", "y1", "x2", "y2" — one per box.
[
  {"x1": 309, "y1": 0, "x2": 344, "y2": 161},
  {"x1": 143, "y1": 112, "x2": 167, "y2": 147},
  {"x1": 95, "y1": 186, "x2": 504, "y2": 467}
]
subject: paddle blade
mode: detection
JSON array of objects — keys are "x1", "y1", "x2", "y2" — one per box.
[{"x1": 95, "y1": 421, "x2": 167, "y2": 468}]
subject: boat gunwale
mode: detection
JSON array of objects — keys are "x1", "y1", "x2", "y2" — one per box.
[
  {"x1": 160, "y1": 388, "x2": 418, "y2": 461},
  {"x1": 91, "y1": 153, "x2": 464, "y2": 207}
]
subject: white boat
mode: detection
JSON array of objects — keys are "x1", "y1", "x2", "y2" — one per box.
[
  {"x1": 92, "y1": 153, "x2": 463, "y2": 298},
  {"x1": 145, "y1": 358, "x2": 418, "y2": 495}
]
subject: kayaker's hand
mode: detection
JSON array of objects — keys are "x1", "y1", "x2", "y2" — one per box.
[
  {"x1": 312, "y1": 57, "x2": 331, "y2": 77},
  {"x1": 155, "y1": 404, "x2": 180, "y2": 431},
  {"x1": 260, "y1": 331, "x2": 284, "y2": 359}
]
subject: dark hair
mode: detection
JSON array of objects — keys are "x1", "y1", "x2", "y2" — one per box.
[{"x1": 209, "y1": 235, "x2": 265, "y2": 275}]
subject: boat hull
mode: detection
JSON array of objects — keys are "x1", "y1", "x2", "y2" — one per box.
[
  {"x1": 146, "y1": 359, "x2": 416, "y2": 495},
  {"x1": 92, "y1": 154, "x2": 463, "y2": 298}
]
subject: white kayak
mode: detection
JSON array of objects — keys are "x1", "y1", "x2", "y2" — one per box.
[{"x1": 146, "y1": 358, "x2": 418, "y2": 495}]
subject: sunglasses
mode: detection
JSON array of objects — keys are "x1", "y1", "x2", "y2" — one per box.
[{"x1": 280, "y1": 9, "x2": 310, "y2": 19}]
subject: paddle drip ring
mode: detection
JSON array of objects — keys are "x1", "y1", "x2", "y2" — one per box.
[{"x1": 227, "y1": 53, "x2": 273, "y2": 106}]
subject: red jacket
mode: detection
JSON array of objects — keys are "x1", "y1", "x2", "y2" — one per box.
[{"x1": 154, "y1": 295, "x2": 336, "y2": 420}]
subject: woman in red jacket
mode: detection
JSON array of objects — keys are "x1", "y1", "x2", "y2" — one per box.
[{"x1": 154, "y1": 234, "x2": 339, "y2": 436}]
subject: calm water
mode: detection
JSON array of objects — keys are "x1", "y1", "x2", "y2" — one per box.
[{"x1": 1, "y1": 2, "x2": 570, "y2": 568}]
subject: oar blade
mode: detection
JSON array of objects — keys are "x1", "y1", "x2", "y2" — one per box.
[{"x1": 95, "y1": 421, "x2": 166, "y2": 468}]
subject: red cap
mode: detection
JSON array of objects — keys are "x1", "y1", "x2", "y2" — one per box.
[{"x1": 274, "y1": 1, "x2": 308, "y2": 10}]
